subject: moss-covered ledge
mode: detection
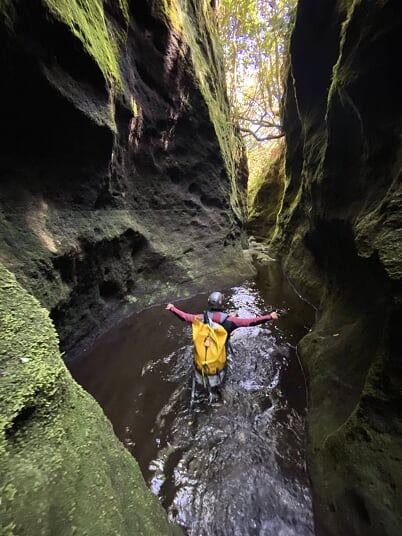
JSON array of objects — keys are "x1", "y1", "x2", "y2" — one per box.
[{"x1": 0, "y1": 263, "x2": 181, "y2": 536}]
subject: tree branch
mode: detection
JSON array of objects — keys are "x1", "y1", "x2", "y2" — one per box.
[
  {"x1": 237, "y1": 115, "x2": 282, "y2": 129},
  {"x1": 239, "y1": 127, "x2": 284, "y2": 141}
]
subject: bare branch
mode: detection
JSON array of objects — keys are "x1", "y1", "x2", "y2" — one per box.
[
  {"x1": 237, "y1": 115, "x2": 282, "y2": 129},
  {"x1": 239, "y1": 127, "x2": 285, "y2": 141}
]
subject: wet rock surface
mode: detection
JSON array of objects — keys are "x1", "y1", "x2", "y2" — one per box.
[
  {"x1": 251, "y1": 1, "x2": 402, "y2": 534},
  {"x1": 0, "y1": 0, "x2": 252, "y2": 353},
  {"x1": 0, "y1": 1, "x2": 251, "y2": 534}
]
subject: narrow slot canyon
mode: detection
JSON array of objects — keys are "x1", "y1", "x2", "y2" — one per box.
[{"x1": 0, "y1": 1, "x2": 401, "y2": 535}]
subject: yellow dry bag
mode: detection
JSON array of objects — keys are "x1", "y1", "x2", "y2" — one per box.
[{"x1": 192, "y1": 315, "x2": 228, "y2": 375}]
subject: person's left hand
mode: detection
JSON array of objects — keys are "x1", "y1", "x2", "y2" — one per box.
[
  {"x1": 270, "y1": 311, "x2": 279, "y2": 320},
  {"x1": 166, "y1": 303, "x2": 174, "y2": 310}
]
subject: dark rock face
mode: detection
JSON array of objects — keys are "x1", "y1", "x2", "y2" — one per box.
[
  {"x1": 0, "y1": 1, "x2": 251, "y2": 534},
  {"x1": 270, "y1": 1, "x2": 402, "y2": 534},
  {"x1": 0, "y1": 0, "x2": 252, "y2": 352}
]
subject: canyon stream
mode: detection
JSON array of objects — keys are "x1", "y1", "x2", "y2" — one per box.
[{"x1": 69, "y1": 263, "x2": 316, "y2": 536}]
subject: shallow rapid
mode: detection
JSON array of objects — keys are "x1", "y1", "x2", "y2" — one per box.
[{"x1": 69, "y1": 263, "x2": 316, "y2": 535}]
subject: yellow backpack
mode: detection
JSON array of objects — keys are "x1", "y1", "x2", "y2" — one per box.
[{"x1": 192, "y1": 313, "x2": 228, "y2": 375}]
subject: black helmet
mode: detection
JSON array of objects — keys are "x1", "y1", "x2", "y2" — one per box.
[{"x1": 208, "y1": 291, "x2": 224, "y2": 311}]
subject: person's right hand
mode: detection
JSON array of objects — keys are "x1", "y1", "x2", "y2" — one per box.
[
  {"x1": 270, "y1": 311, "x2": 279, "y2": 320},
  {"x1": 166, "y1": 303, "x2": 174, "y2": 310}
]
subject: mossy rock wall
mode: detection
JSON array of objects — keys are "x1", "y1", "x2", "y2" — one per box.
[
  {"x1": 0, "y1": 263, "x2": 181, "y2": 535},
  {"x1": 265, "y1": 1, "x2": 402, "y2": 534},
  {"x1": 247, "y1": 141, "x2": 286, "y2": 242},
  {"x1": 0, "y1": 0, "x2": 252, "y2": 353}
]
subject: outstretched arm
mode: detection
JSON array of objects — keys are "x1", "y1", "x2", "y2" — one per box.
[
  {"x1": 226, "y1": 311, "x2": 278, "y2": 328},
  {"x1": 166, "y1": 303, "x2": 201, "y2": 323}
]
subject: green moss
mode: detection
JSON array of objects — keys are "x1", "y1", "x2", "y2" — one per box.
[
  {"x1": 0, "y1": 265, "x2": 64, "y2": 451},
  {"x1": 0, "y1": 263, "x2": 181, "y2": 535},
  {"x1": 160, "y1": 0, "x2": 246, "y2": 220},
  {"x1": 117, "y1": 0, "x2": 129, "y2": 23},
  {"x1": 42, "y1": 0, "x2": 128, "y2": 88},
  {"x1": 309, "y1": 354, "x2": 402, "y2": 534},
  {"x1": 269, "y1": 172, "x2": 303, "y2": 246},
  {"x1": 247, "y1": 141, "x2": 285, "y2": 240},
  {"x1": 159, "y1": 0, "x2": 184, "y2": 33},
  {"x1": 0, "y1": 207, "x2": 144, "y2": 311},
  {"x1": 327, "y1": 0, "x2": 360, "y2": 108},
  {"x1": 273, "y1": 0, "x2": 402, "y2": 531}
]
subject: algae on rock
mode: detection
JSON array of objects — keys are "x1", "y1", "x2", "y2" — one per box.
[
  {"x1": 247, "y1": 140, "x2": 286, "y2": 242},
  {"x1": 251, "y1": 0, "x2": 402, "y2": 534},
  {"x1": 0, "y1": 0, "x2": 252, "y2": 353},
  {"x1": 0, "y1": 1, "x2": 250, "y2": 531},
  {"x1": 0, "y1": 263, "x2": 181, "y2": 535}
]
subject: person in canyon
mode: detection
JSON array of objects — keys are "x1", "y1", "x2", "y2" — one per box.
[{"x1": 166, "y1": 291, "x2": 278, "y2": 400}]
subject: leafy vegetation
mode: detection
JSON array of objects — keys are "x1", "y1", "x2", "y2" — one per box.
[
  {"x1": 217, "y1": 0, "x2": 296, "y2": 191},
  {"x1": 218, "y1": 0, "x2": 296, "y2": 144}
]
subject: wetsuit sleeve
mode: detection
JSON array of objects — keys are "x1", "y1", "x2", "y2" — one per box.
[
  {"x1": 226, "y1": 314, "x2": 273, "y2": 328},
  {"x1": 169, "y1": 305, "x2": 201, "y2": 324}
]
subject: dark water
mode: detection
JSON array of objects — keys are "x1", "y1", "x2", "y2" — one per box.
[{"x1": 69, "y1": 263, "x2": 316, "y2": 535}]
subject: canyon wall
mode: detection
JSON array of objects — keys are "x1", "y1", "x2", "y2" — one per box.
[
  {"x1": 265, "y1": 0, "x2": 401, "y2": 534},
  {"x1": 0, "y1": 0, "x2": 252, "y2": 354},
  {"x1": 0, "y1": 1, "x2": 251, "y2": 533},
  {"x1": 0, "y1": 263, "x2": 181, "y2": 535}
]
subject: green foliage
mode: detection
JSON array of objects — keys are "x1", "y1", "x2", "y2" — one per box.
[{"x1": 218, "y1": 0, "x2": 296, "y2": 147}]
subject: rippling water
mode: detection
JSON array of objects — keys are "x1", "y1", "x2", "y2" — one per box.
[{"x1": 69, "y1": 263, "x2": 315, "y2": 535}]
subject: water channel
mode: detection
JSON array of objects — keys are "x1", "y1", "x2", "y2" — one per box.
[{"x1": 69, "y1": 263, "x2": 316, "y2": 535}]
